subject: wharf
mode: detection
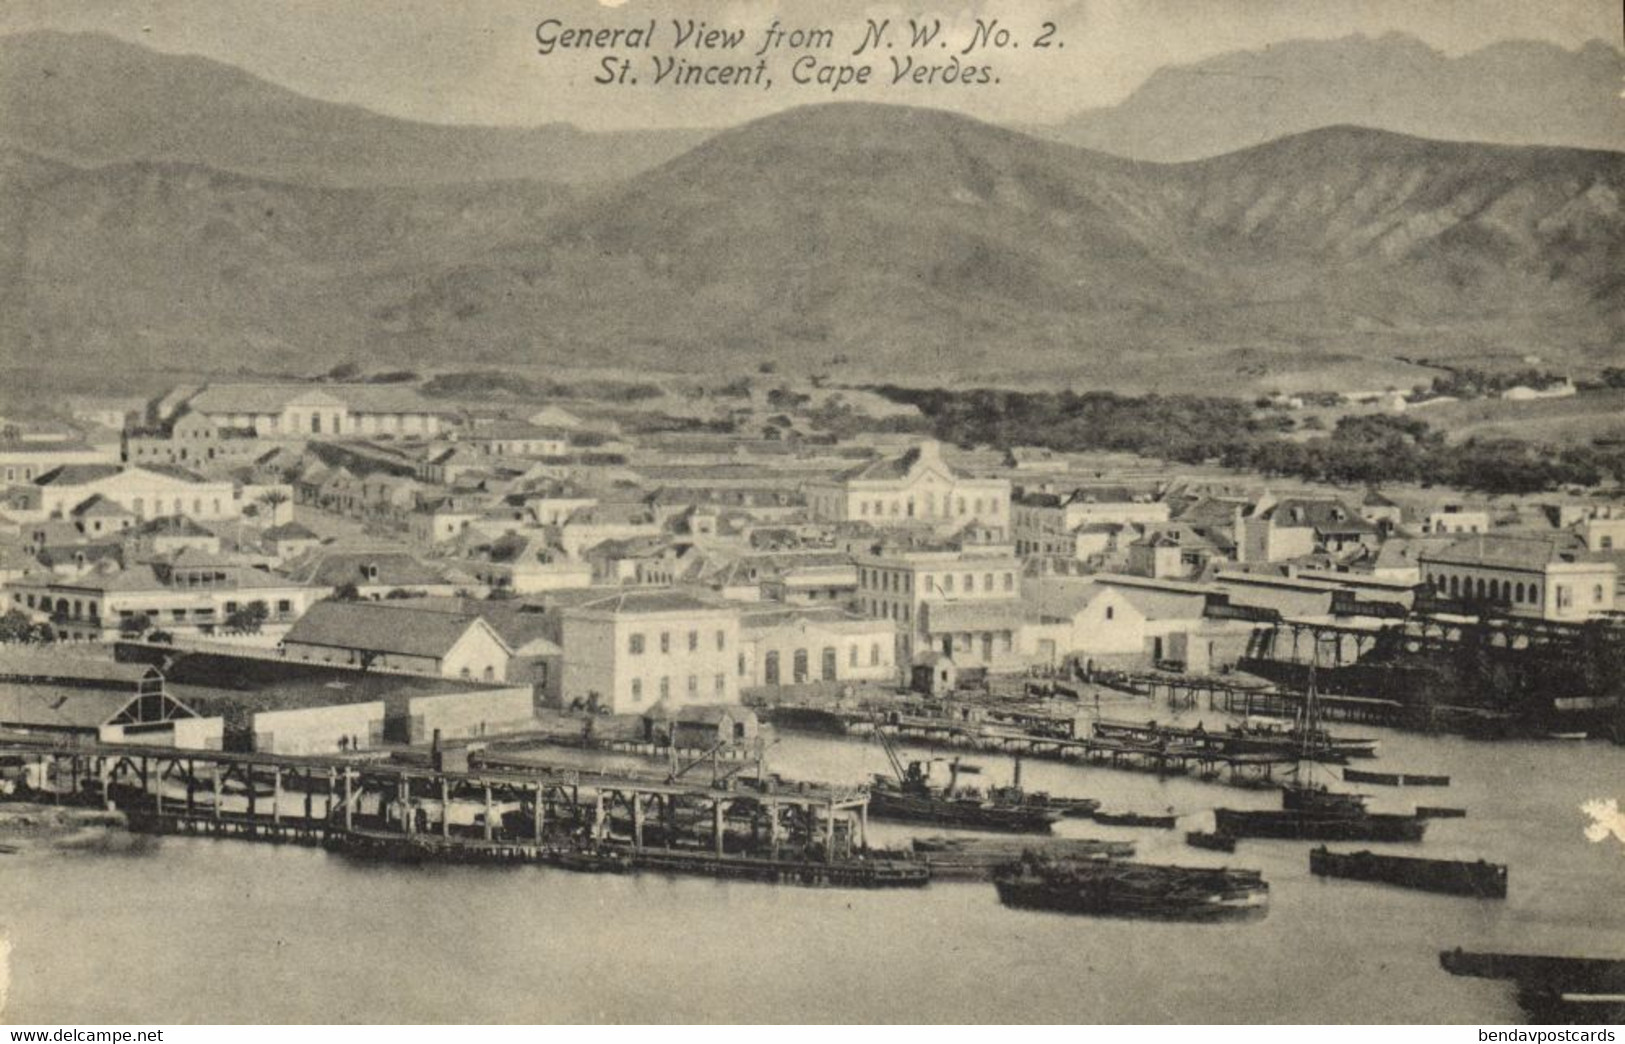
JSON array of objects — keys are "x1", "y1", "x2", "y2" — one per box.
[{"x1": 2, "y1": 738, "x2": 906, "y2": 888}]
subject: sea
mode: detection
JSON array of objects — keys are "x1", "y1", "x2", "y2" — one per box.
[{"x1": 2, "y1": 697, "x2": 1622, "y2": 1024}]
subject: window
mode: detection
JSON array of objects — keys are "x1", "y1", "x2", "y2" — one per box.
[
  {"x1": 1602, "y1": 536, "x2": 1614, "y2": 550},
  {"x1": 659, "y1": 677, "x2": 671, "y2": 699},
  {"x1": 793, "y1": 649, "x2": 809, "y2": 683},
  {"x1": 982, "y1": 634, "x2": 994, "y2": 660},
  {"x1": 870, "y1": 643, "x2": 881, "y2": 666},
  {"x1": 822, "y1": 647, "x2": 837, "y2": 681},
  {"x1": 715, "y1": 673, "x2": 726, "y2": 695},
  {"x1": 687, "y1": 675, "x2": 698, "y2": 694},
  {"x1": 716, "y1": 629, "x2": 726, "y2": 651},
  {"x1": 738, "y1": 653, "x2": 747, "y2": 676},
  {"x1": 687, "y1": 630, "x2": 698, "y2": 652},
  {"x1": 629, "y1": 633, "x2": 645, "y2": 655},
  {"x1": 764, "y1": 651, "x2": 780, "y2": 685},
  {"x1": 849, "y1": 645, "x2": 859, "y2": 667},
  {"x1": 631, "y1": 678, "x2": 643, "y2": 702},
  {"x1": 1003, "y1": 573, "x2": 1014, "y2": 591},
  {"x1": 963, "y1": 573, "x2": 974, "y2": 592},
  {"x1": 277, "y1": 600, "x2": 291, "y2": 614},
  {"x1": 944, "y1": 575, "x2": 954, "y2": 593},
  {"x1": 1556, "y1": 586, "x2": 1573, "y2": 610},
  {"x1": 1105, "y1": 605, "x2": 1115, "y2": 621},
  {"x1": 1595, "y1": 585, "x2": 1606, "y2": 604},
  {"x1": 983, "y1": 573, "x2": 993, "y2": 592},
  {"x1": 660, "y1": 632, "x2": 671, "y2": 654}
]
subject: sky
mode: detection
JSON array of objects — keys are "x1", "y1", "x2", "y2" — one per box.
[{"x1": 1, "y1": 0, "x2": 1619, "y2": 129}]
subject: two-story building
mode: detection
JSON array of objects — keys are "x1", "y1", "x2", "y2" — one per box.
[
  {"x1": 559, "y1": 591, "x2": 741, "y2": 714},
  {"x1": 854, "y1": 542, "x2": 1023, "y2": 666},
  {"x1": 1012, "y1": 487, "x2": 1168, "y2": 557},
  {"x1": 33, "y1": 465, "x2": 242, "y2": 524},
  {"x1": 805, "y1": 441, "x2": 1011, "y2": 538}
]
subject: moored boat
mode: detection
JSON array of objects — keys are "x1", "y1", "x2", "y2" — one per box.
[
  {"x1": 1092, "y1": 810, "x2": 1178, "y2": 829},
  {"x1": 1310, "y1": 847, "x2": 1506, "y2": 898},
  {"x1": 1186, "y1": 831, "x2": 1236, "y2": 853},
  {"x1": 867, "y1": 734, "x2": 1059, "y2": 834},
  {"x1": 993, "y1": 854, "x2": 1269, "y2": 921},
  {"x1": 1344, "y1": 768, "x2": 1450, "y2": 787},
  {"x1": 1213, "y1": 807, "x2": 1427, "y2": 842},
  {"x1": 1415, "y1": 805, "x2": 1468, "y2": 819}
]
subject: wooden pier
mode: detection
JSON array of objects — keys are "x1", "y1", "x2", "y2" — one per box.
[
  {"x1": 878, "y1": 716, "x2": 1294, "y2": 787},
  {"x1": 1, "y1": 738, "x2": 927, "y2": 888}
]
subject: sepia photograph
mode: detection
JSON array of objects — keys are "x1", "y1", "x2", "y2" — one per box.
[{"x1": 0, "y1": 0, "x2": 1622, "y2": 1029}]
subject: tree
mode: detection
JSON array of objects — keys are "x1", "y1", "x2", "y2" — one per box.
[
  {"x1": 147, "y1": 630, "x2": 175, "y2": 644},
  {"x1": 0, "y1": 609, "x2": 53, "y2": 644},
  {"x1": 119, "y1": 612, "x2": 153, "y2": 638},
  {"x1": 225, "y1": 600, "x2": 270, "y2": 633},
  {"x1": 257, "y1": 489, "x2": 292, "y2": 520},
  {"x1": 326, "y1": 361, "x2": 361, "y2": 382},
  {"x1": 331, "y1": 583, "x2": 361, "y2": 602}
]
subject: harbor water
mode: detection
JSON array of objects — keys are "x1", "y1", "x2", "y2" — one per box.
[{"x1": 2, "y1": 700, "x2": 1622, "y2": 1023}]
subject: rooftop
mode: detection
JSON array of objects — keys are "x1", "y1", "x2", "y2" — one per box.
[{"x1": 284, "y1": 600, "x2": 512, "y2": 659}]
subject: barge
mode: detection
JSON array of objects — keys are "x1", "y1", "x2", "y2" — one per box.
[
  {"x1": 993, "y1": 854, "x2": 1269, "y2": 921},
  {"x1": 1310, "y1": 847, "x2": 1507, "y2": 898}
]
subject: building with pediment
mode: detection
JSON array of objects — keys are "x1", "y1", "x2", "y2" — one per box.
[{"x1": 805, "y1": 440, "x2": 1011, "y2": 537}]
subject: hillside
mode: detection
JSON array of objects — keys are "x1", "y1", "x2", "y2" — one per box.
[
  {"x1": 1041, "y1": 34, "x2": 1625, "y2": 162},
  {"x1": 0, "y1": 30, "x2": 709, "y2": 186},
  {"x1": 367, "y1": 107, "x2": 1625, "y2": 387},
  {"x1": 3, "y1": 104, "x2": 1622, "y2": 393}
]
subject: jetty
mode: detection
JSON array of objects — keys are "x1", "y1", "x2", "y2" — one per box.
[{"x1": 1, "y1": 738, "x2": 927, "y2": 888}]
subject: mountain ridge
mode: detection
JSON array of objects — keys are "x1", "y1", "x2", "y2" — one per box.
[
  {"x1": 0, "y1": 29, "x2": 712, "y2": 186},
  {"x1": 1040, "y1": 32, "x2": 1625, "y2": 161}
]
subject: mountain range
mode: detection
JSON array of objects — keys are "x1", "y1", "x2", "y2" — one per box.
[
  {"x1": 0, "y1": 31, "x2": 707, "y2": 186},
  {"x1": 1040, "y1": 33, "x2": 1625, "y2": 161},
  {"x1": 1, "y1": 31, "x2": 1622, "y2": 393}
]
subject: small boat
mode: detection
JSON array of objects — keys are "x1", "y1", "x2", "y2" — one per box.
[
  {"x1": 1092, "y1": 810, "x2": 1178, "y2": 829},
  {"x1": 993, "y1": 853, "x2": 1269, "y2": 921},
  {"x1": 1311, "y1": 847, "x2": 1506, "y2": 898},
  {"x1": 1415, "y1": 806, "x2": 1467, "y2": 819},
  {"x1": 1186, "y1": 831, "x2": 1236, "y2": 853}
]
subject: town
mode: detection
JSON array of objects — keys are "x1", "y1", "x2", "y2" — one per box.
[{"x1": 2, "y1": 370, "x2": 1623, "y2": 1019}]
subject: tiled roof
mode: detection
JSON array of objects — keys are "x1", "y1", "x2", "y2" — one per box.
[
  {"x1": 71, "y1": 495, "x2": 133, "y2": 518},
  {"x1": 0, "y1": 649, "x2": 159, "y2": 686},
  {"x1": 572, "y1": 590, "x2": 728, "y2": 615},
  {"x1": 262, "y1": 522, "x2": 320, "y2": 542},
  {"x1": 1423, "y1": 533, "x2": 1599, "y2": 571},
  {"x1": 284, "y1": 600, "x2": 510, "y2": 659},
  {"x1": 283, "y1": 550, "x2": 463, "y2": 588},
  {"x1": 186, "y1": 383, "x2": 441, "y2": 416},
  {"x1": 0, "y1": 686, "x2": 138, "y2": 729},
  {"x1": 34, "y1": 464, "x2": 123, "y2": 486}
]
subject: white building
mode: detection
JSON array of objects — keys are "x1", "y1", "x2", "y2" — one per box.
[
  {"x1": 174, "y1": 384, "x2": 446, "y2": 439},
  {"x1": 1420, "y1": 534, "x2": 1616, "y2": 622},
  {"x1": 559, "y1": 590, "x2": 742, "y2": 714},
  {"x1": 737, "y1": 604, "x2": 897, "y2": 688},
  {"x1": 33, "y1": 464, "x2": 241, "y2": 523},
  {"x1": 805, "y1": 440, "x2": 1011, "y2": 537}
]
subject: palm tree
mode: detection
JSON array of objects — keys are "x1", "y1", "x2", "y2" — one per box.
[{"x1": 257, "y1": 489, "x2": 292, "y2": 522}]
